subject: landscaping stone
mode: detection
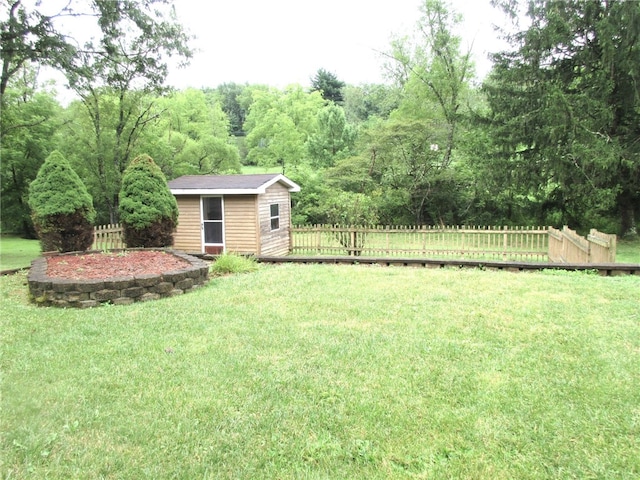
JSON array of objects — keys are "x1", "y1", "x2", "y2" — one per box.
[{"x1": 28, "y1": 249, "x2": 208, "y2": 308}]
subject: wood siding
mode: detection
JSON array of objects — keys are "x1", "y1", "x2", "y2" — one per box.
[
  {"x1": 173, "y1": 196, "x2": 202, "y2": 253},
  {"x1": 224, "y1": 195, "x2": 259, "y2": 254},
  {"x1": 258, "y1": 183, "x2": 292, "y2": 256}
]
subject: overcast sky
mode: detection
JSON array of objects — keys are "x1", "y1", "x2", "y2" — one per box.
[{"x1": 166, "y1": 0, "x2": 511, "y2": 90}]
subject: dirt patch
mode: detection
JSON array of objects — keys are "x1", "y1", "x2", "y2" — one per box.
[{"x1": 46, "y1": 250, "x2": 192, "y2": 280}]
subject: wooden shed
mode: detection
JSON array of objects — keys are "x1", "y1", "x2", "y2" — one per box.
[{"x1": 167, "y1": 173, "x2": 300, "y2": 256}]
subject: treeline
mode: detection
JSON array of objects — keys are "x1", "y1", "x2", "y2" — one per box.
[{"x1": 1, "y1": 0, "x2": 638, "y2": 238}]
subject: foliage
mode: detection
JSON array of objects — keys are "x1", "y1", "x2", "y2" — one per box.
[
  {"x1": 210, "y1": 253, "x2": 259, "y2": 275},
  {"x1": 306, "y1": 104, "x2": 357, "y2": 168},
  {"x1": 59, "y1": 90, "x2": 156, "y2": 224},
  {"x1": 0, "y1": 0, "x2": 71, "y2": 97},
  {"x1": 2, "y1": 266, "x2": 639, "y2": 478},
  {"x1": 0, "y1": 73, "x2": 62, "y2": 237},
  {"x1": 28, "y1": 150, "x2": 95, "y2": 252},
  {"x1": 209, "y1": 83, "x2": 249, "y2": 136},
  {"x1": 361, "y1": 118, "x2": 465, "y2": 225},
  {"x1": 342, "y1": 83, "x2": 402, "y2": 124},
  {"x1": 61, "y1": 0, "x2": 191, "y2": 223},
  {"x1": 118, "y1": 154, "x2": 178, "y2": 248},
  {"x1": 137, "y1": 88, "x2": 241, "y2": 179},
  {"x1": 310, "y1": 68, "x2": 346, "y2": 104},
  {"x1": 322, "y1": 191, "x2": 379, "y2": 255},
  {"x1": 386, "y1": 0, "x2": 474, "y2": 169},
  {"x1": 485, "y1": 0, "x2": 640, "y2": 236},
  {"x1": 244, "y1": 85, "x2": 325, "y2": 170}
]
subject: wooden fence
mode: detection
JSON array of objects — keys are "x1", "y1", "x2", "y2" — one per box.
[
  {"x1": 548, "y1": 226, "x2": 616, "y2": 263},
  {"x1": 90, "y1": 223, "x2": 616, "y2": 264},
  {"x1": 291, "y1": 225, "x2": 550, "y2": 261},
  {"x1": 92, "y1": 223, "x2": 124, "y2": 250}
]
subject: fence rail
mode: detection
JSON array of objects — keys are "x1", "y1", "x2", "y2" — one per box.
[
  {"x1": 92, "y1": 223, "x2": 124, "y2": 250},
  {"x1": 90, "y1": 223, "x2": 616, "y2": 264},
  {"x1": 291, "y1": 225, "x2": 550, "y2": 261}
]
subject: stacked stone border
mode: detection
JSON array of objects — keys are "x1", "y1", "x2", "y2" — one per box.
[{"x1": 28, "y1": 249, "x2": 209, "y2": 308}]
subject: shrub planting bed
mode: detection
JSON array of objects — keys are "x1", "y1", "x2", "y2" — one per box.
[{"x1": 27, "y1": 249, "x2": 209, "y2": 308}]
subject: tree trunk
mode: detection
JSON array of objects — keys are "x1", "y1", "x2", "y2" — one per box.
[{"x1": 619, "y1": 191, "x2": 638, "y2": 237}]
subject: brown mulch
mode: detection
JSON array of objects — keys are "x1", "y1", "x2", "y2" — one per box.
[{"x1": 46, "y1": 250, "x2": 192, "y2": 280}]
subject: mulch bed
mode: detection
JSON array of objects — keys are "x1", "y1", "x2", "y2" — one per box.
[{"x1": 46, "y1": 250, "x2": 191, "y2": 280}]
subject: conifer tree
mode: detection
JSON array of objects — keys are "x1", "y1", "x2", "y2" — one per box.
[
  {"x1": 28, "y1": 150, "x2": 95, "y2": 252},
  {"x1": 118, "y1": 154, "x2": 178, "y2": 248}
]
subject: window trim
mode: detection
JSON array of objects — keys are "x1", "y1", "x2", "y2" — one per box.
[{"x1": 269, "y1": 203, "x2": 280, "y2": 231}]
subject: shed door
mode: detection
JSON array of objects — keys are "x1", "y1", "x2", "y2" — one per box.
[{"x1": 201, "y1": 196, "x2": 224, "y2": 254}]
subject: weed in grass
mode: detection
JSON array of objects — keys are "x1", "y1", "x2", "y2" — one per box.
[{"x1": 209, "y1": 252, "x2": 259, "y2": 276}]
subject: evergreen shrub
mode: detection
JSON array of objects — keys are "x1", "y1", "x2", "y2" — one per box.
[
  {"x1": 28, "y1": 151, "x2": 95, "y2": 252},
  {"x1": 119, "y1": 154, "x2": 178, "y2": 248}
]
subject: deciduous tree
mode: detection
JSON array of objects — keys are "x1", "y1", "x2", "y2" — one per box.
[{"x1": 0, "y1": 69, "x2": 61, "y2": 236}]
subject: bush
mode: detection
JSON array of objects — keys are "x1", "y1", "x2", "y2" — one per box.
[
  {"x1": 210, "y1": 253, "x2": 259, "y2": 275},
  {"x1": 119, "y1": 154, "x2": 178, "y2": 248},
  {"x1": 28, "y1": 151, "x2": 95, "y2": 252}
]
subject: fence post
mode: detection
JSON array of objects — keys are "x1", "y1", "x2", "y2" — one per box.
[{"x1": 503, "y1": 226, "x2": 508, "y2": 260}]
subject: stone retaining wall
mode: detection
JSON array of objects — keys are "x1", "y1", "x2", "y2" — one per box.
[{"x1": 28, "y1": 250, "x2": 209, "y2": 308}]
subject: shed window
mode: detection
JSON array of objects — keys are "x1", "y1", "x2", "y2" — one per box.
[{"x1": 270, "y1": 203, "x2": 280, "y2": 231}]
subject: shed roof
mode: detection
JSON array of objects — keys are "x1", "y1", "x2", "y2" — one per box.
[{"x1": 168, "y1": 173, "x2": 300, "y2": 195}]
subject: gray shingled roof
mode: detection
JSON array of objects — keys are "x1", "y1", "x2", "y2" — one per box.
[{"x1": 168, "y1": 174, "x2": 300, "y2": 193}]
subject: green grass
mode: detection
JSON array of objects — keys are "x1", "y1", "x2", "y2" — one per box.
[
  {"x1": 210, "y1": 252, "x2": 259, "y2": 275},
  {"x1": 0, "y1": 235, "x2": 41, "y2": 270},
  {"x1": 2, "y1": 264, "x2": 639, "y2": 479},
  {"x1": 617, "y1": 237, "x2": 640, "y2": 263}
]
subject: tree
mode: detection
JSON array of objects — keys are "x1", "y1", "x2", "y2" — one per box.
[
  {"x1": 28, "y1": 150, "x2": 95, "y2": 252},
  {"x1": 2, "y1": 1, "x2": 192, "y2": 224},
  {"x1": 118, "y1": 154, "x2": 178, "y2": 248},
  {"x1": 386, "y1": 0, "x2": 474, "y2": 170},
  {"x1": 0, "y1": 0, "x2": 72, "y2": 98},
  {"x1": 62, "y1": 1, "x2": 191, "y2": 223},
  {"x1": 0, "y1": 67, "x2": 61, "y2": 236},
  {"x1": 321, "y1": 191, "x2": 378, "y2": 256},
  {"x1": 310, "y1": 68, "x2": 345, "y2": 104},
  {"x1": 136, "y1": 88, "x2": 241, "y2": 179},
  {"x1": 485, "y1": 0, "x2": 640, "y2": 235},
  {"x1": 363, "y1": 119, "x2": 459, "y2": 225},
  {"x1": 210, "y1": 83, "x2": 249, "y2": 136},
  {"x1": 342, "y1": 83, "x2": 402, "y2": 124},
  {"x1": 306, "y1": 104, "x2": 357, "y2": 168},
  {"x1": 244, "y1": 85, "x2": 324, "y2": 169}
]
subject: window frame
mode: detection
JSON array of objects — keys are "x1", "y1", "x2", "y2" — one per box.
[{"x1": 269, "y1": 203, "x2": 280, "y2": 231}]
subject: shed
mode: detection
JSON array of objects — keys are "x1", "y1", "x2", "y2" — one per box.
[{"x1": 167, "y1": 173, "x2": 300, "y2": 256}]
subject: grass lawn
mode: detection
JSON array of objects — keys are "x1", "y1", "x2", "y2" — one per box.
[
  {"x1": 617, "y1": 237, "x2": 640, "y2": 264},
  {"x1": 1, "y1": 264, "x2": 639, "y2": 479},
  {"x1": 0, "y1": 235, "x2": 41, "y2": 270}
]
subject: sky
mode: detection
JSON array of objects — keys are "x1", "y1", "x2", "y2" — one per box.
[
  {"x1": 165, "y1": 0, "x2": 511, "y2": 90},
  {"x1": 36, "y1": 0, "x2": 512, "y2": 100}
]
